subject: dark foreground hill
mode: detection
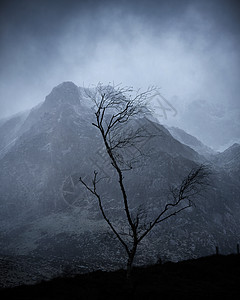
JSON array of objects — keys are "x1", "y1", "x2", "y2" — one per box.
[{"x1": 1, "y1": 254, "x2": 240, "y2": 299}]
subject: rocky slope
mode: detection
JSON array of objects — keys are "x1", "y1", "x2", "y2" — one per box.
[{"x1": 166, "y1": 126, "x2": 216, "y2": 158}]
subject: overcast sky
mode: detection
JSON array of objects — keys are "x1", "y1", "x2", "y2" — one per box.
[{"x1": 0, "y1": 0, "x2": 239, "y2": 149}]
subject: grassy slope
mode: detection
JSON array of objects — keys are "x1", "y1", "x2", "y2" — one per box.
[{"x1": 1, "y1": 254, "x2": 240, "y2": 299}]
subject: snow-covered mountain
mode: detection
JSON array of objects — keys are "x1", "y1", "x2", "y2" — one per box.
[{"x1": 0, "y1": 82, "x2": 240, "y2": 287}]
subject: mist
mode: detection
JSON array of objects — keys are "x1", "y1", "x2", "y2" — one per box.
[{"x1": 0, "y1": 0, "x2": 240, "y2": 149}]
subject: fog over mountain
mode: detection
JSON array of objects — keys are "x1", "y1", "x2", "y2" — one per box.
[
  {"x1": 0, "y1": 81, "x2": 240, "y2": 287},
  {"x1": 0, "y1": 0, "x2": 240, "y2": 149}
]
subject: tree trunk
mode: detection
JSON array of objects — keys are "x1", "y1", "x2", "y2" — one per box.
[
  {"x1": 126, "y1": 246, "x2": 137, "y2": 279},
  {"x1": 127, "y1": 256, "x2": 134, "y2": 279}
]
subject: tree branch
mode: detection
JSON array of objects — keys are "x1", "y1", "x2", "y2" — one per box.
[
  {"x1": 79, "y1": 172, "x2": 130, "y2": 255},
  {"x1": 137, "y1": 164, "x2": 211, "y2": 243}
]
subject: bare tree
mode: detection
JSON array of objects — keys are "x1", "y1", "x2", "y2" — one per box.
[{"x1": 80, "y1": 83, "x2": 210, "y2": 277}]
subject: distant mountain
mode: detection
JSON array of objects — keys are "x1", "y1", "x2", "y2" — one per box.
[
  {"x1": 0, "y1": 82, "x2": 203, "y2": 220},
  {"x1": 180, "y1": 99, "x2": 240, "y2": 149},
  {"x1": 214, "y1": 143, "x2": 240, "y2": 165},
  {"x1": 166, "y1": 126, "x2": 216, "y2": 158},
  {"x1": 0, "y1": 82, "x2": 240, "y2": 287},
  {"x1": 212, "y1": 143, "x2": 240, "y2": 183}
]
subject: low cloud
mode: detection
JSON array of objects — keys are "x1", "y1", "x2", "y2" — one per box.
[{"x1": 0, "y1": 0, "x2": 239, "y2": 148}]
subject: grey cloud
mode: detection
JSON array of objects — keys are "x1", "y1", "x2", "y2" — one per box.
[{"x1": 0, "y1": 0, "x2": 239, "y2": 149}]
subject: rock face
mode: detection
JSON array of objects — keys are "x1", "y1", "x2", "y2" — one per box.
[
  {"x1": 0, "y1": 82, "x2": 98, "y2": 218},
  {"x1": 0, "y1": 82, "x2": 240, "y2": 286},
  {"x1": 44, "y1": 82, "x2": 81, "y2": 108}
]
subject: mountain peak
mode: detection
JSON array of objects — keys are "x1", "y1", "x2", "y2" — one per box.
[
  {"x1": 44, "y1": 81, "x2": 80, "y2": 107},
  {"x1": 229, "y1": 143, "x2": 240, "y2": 149},
  {"x1": 222, "y1": 142, "x2": 240, "y2": 154}
]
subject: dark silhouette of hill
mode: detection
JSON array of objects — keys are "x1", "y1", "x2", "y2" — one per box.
[{"x1": 1, "y1": 254, "x2": 240, "y2": 299}]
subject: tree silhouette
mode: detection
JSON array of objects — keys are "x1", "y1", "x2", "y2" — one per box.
[{"x1": 80, "y1": 83, "x2": 210, "y2": 277}]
